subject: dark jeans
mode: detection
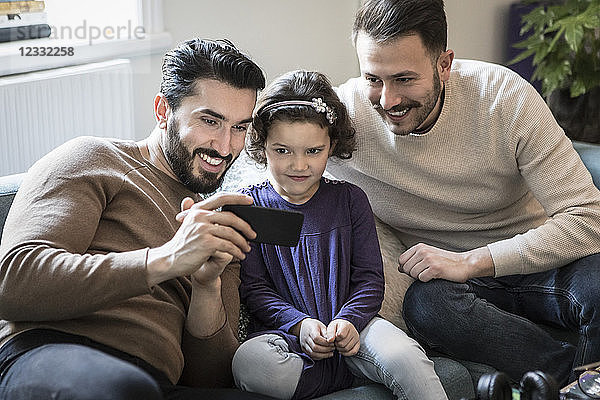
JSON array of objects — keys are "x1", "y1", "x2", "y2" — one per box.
[
  {"x1": 0, "y1": 329, "x2": 273, "y2": 400},
  {"x1": 402, "y1": 253, "x2": 600, "y2": 387}
]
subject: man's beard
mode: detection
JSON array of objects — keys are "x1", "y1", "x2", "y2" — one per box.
[
  {"x1": 163, "y1": 119, "x2": 235, "y2": 194},
  {"x1": 377, "y1": 68, "x2": 442, "y2": 136}
]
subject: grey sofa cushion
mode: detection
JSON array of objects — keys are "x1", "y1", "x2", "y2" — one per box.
[
  {"x1": 0, "y1": 173, "x2": 24, "y2": 242},
  {"x1": 573, "y1": 141, "x2": 600, "y2": 188}
]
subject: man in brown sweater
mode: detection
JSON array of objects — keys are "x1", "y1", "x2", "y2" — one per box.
[{"x1": 0, "y1": 38, "x2": 273, "y2": 399}]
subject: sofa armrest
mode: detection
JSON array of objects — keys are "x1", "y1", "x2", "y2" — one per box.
[
  {"x1": 573, "y1": 140, "x2": 600, "y2": 188},
  {"x1": 0, "y1": 173, "x2": 25, "y2": 242}
]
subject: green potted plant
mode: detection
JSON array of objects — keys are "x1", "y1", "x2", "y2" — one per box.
[{"x1": 510, "y1": 0, "x2": 600, "y2": 143}]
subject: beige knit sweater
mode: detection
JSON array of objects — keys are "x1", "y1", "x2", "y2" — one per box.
[
  {"x1": 0, "y1": 137, "x2": 241, "y2": 386},
  {"x1": 329, "y1": 59, "x2": 600, "y2": 277}
]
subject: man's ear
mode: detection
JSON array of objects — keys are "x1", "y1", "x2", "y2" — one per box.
[
  {"x1": 154, "y1": 93, "x2": 170, "y2": 129},
  {"x1": 438, "y1": 49, "x2": 455, "y2": 82}
]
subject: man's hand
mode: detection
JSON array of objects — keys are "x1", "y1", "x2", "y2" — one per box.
[
  {"x1": 398, "y1": 243, "x2": 494, "y2": 283},
  {"x1": 296, "y1": 318, "x2": 335, "y2": 360},
  {"x1": 146, "y1": 192, "x2": 256, "y2": 287},
  {"x1": 190, "y1": 250, "x2": 233, "y2": 289},
  {"x1": 327, "y1": 319, "x2": 360, "y2": 357}
]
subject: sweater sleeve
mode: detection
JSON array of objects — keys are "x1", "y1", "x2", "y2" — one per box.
[
  {"x1": 239, "y1": 242, "x2": 309, "y2": 333},
  {"x1": 179, "y1": 262, "x2": 241, "y2": 388},
  {"x1": 487, "y1": 85, "x2": 600, "y2": 276},
  {"x1": 0, "y1": 138, "x2": 151, "y2": 321},
  {"x1": 333, "y1": 185, "x2": 385, "y2": 332}
]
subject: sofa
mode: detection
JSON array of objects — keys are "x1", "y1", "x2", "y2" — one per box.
[{"x1": 1, "y1": 140, "x2": 599, "y2": 400}]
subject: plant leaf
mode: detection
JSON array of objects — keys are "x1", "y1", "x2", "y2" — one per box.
[
  {"x1": 545, "y1": 25, "x2": 566, "y2": 55},
  {"x1": 571, "y1": 79, "x2": 586, "y2": 98},
  {"x1": 513, "y1": 0, "x2": 600, "y2": 97},
  {"x1": 564, "y1": 24, "x2": 584, "y2": 51},
  {"x1": 508, "y1": 48, "x2": 537, "y2": 65},
  {"x1": 533, "y1": 41, "x2": 552, "y2": 65},
  {"x1": 582, "y1": 12, "x2": 600, "y2": 29}
]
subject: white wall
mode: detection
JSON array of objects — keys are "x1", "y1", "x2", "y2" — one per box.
[
  {"x1": 130, "y1": 0, "x2": 362, "y2": 138},
  {"x1": 164, "y1": 0, "x2": 361, "y2": 85},
  {"x1": 445, "y1": 0, "x2": 517, "y2": 63},
  {"x1": 130, "y1": 0, "x2": 520, "y2": 138}
]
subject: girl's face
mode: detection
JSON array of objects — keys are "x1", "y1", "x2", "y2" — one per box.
[{"x1": 265, "y1": 120, "x2": 332, "y2": 204}]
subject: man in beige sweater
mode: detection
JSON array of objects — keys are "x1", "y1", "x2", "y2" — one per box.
[
  {"x1": 328, "y1": 0, "x2": 600, "y2": 387},
  {"x1": 0, "y1": 39, "x2": 273, "y2": 399}
]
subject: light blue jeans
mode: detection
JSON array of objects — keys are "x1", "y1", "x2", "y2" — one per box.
[{"x1": 232, "y1": 317, "x2": 448, "y2": 400}]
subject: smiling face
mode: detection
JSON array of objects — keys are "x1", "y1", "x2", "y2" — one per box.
[
  {"x1": 356, "y1": 32, "x2": 451, "y2": 136},
  {"x1": 265, "y1": 120, "x2": 332, "y2": 204},
  {"x1": 163, "y1": 79, "x2": 256, "y2": 193}
]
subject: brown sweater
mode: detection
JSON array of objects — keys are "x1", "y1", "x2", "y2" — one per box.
[{"x1": 0, "y1": 136, "x2": 240, "y2": 386}]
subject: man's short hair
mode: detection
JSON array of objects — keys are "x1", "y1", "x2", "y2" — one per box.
[
  {"x1": 352, "y1": 0, "x2": 447, "y2": 58},
  {"x1": 160, "y1": 38, "x2": 266, "y2": 111}
]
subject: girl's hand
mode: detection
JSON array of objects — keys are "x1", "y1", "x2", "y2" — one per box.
[
  {"x1": 327, "y1": 319, "x2": 360, "y2": 356},
  {"x1": 297, "y1": 318, "x2": 335, "y2": 360}
]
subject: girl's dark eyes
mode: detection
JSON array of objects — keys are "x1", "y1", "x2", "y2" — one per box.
[{"x1": 272, "y1": 148, "x2": 323, "y2": 155}]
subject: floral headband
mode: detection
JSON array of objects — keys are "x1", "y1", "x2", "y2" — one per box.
[{"x1": 258, "y1": 97, "x2": 337, "y2": 124}]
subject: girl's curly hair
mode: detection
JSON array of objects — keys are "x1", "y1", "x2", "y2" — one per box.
[{"x1": 246, "y1": 70, "x2": 356, "y2": 165}]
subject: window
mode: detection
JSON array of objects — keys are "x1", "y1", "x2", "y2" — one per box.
[
  {"x1": 45, "y1": 0, "x2": 141, "y2": 45},
  {"x1": 0, "y1": 0, "x2": 170, "y2": 76}
]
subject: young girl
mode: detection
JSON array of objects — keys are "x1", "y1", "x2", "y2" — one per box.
[{"x1": 231, "y1": 70, "x2": 447, "y2": 400}]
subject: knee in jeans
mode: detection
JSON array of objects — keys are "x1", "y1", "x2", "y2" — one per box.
[
  {"x1": 101, "y1": 367, "x2": 162, "y2": 400},
  {"x1": 69, "y1": 359, "x2": 162, "y2": 400},
  {"x1": 404, "y1": 280, "x2": 446, "y2": 326},
  {"x1": 5, "y1": 367, "x2": 162, "y2": 400},
  {"x1": 361, "y1": 332, "x2": 428, "y2": 373},
  {"x1": 2, "y1": 345, "x2": 163, "y2": 400},
  {"x1": 232, "y1": 335, "x2": 302, "y2": 399},
  {"x1": 232, "y1": 337, "x2": 264, "y2": 386}
]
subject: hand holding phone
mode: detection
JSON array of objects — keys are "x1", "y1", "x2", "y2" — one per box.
[{"x1": 222, "y1": 204, "x2": 304, "y2": 247}]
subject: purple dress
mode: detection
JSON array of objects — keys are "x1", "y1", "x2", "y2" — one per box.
[{"x1": 239, "y1": 178, "x2": 384, "y2": 399}]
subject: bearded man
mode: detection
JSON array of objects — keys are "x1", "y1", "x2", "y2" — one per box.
[
  {"x1": 0, "y1": 38, "x2": 274, "y2": 400},
  {"x1": 328, "y1": 0, "x2": 600, "y2": 387}
]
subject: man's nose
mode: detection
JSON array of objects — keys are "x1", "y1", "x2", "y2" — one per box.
[
  {"x1": 210, "y1": 129, "x2": 232, "y2": 157},
  {"x1": 380, "y1": 84, "x2": 402, "y2": 110}
]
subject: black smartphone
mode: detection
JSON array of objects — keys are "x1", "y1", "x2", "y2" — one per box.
[{"x1": 222, "y1": 204, "x2": 304, "y2": 247}]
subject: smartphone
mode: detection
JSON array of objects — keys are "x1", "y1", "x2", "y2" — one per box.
[{"x1": 222, "y1": 204, "x2": 304, "y2": 247}]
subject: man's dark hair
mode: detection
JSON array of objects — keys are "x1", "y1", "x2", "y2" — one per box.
[
  {"x1": 160, "y1": 38, "x2": 266, "y2": 111},
  {"x1": 352, "y1": 0, "x2": 447, "y2": 58}
]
